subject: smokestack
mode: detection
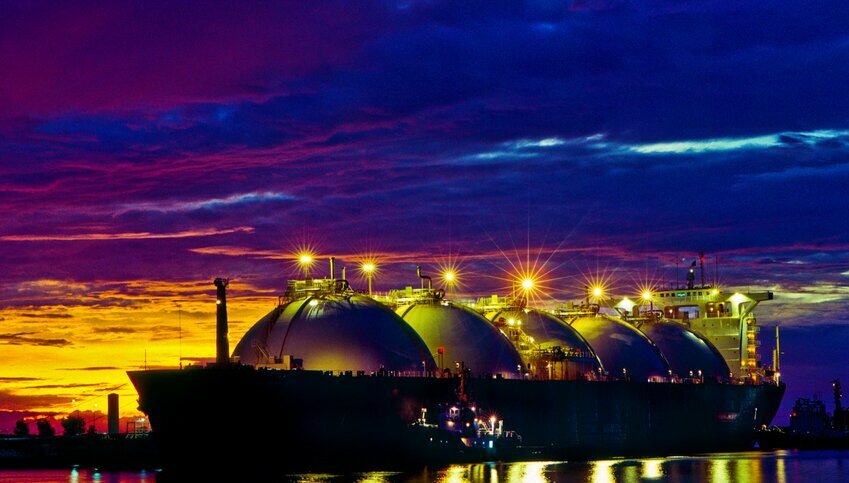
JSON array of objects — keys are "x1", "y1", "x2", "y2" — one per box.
[
  {"x1": 108, "y1": 393, "x2": 119, "y2": 436},
  {"x1": 214, "y1": 278, "x2": 230, "y2": 366},
  {"x1": 342, "y1": 266, "x2": 346, "y2": 280},
  {"x1": 329, "y1": 257, "x2": 335, "y2": 279},
  {"x1": 416, "y1": 265, "x2": 432, "y2": 291}
]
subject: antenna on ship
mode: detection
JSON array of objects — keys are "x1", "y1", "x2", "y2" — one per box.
[
  {"x1": 179, "y1": 308, "x2": 182, "y2": 369},
  {"x1": 699, "y1": 252, "x2": 706, "y2": 287},
  {"x1": 686, "y1": 260, "x2": 696, "y2": 289},
  {"x1": 715, "y1": 255, "x2": 719, "y2": 286},
  {"x1": 773, "y1": 324, "x2": 781, "y2": 383}
]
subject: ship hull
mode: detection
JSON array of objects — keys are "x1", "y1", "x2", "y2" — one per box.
[{"x1": 128, "y1": 367, "x2": 784, "y2": 470}]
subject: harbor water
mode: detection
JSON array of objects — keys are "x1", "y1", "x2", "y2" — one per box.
[{"x1": 1, "y1": 450, "x2": 846, "y2": 482}]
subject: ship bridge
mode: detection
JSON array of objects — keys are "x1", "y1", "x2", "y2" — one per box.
[{"x1": 635, "y1": 287, "x2": 773, "y2": 380}]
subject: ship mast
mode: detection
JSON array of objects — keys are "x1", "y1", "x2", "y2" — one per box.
[{"x1": 772, "y1": 325, "x2": 780, "y2": 383}]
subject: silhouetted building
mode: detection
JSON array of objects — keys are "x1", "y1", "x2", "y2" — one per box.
[
  {"x1": 108, "y1": 393, "x2": 119, "y2": 435},
  {"x1": 790, "y1": 398, "x2": 829, "y2": 436}
]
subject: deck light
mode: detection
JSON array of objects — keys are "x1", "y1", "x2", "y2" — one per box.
[
  {"x1": 298, "y1": 253, "x2": 314, "y2": 277},
  {"x1": 361, "y1": 262, "x2": 377, "y2": 295}
]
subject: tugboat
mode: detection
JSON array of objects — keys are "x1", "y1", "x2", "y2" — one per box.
[{"x1": 409, "y1": 368, "x2": 523, "y2": 462}]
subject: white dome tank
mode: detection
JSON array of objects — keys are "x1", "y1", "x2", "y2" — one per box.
[
  {"x1": 568, "y1": 314, "x2": 670, "y2": 380},
  {"x1": 488, "y1": 307, "x2": 602, "y2": 379},
  {"x1": 398, "y1": 302, "x2": 526, "y2": 379},
  {"x1": 233, "y1": 294, "x2": 435, "y2": 373},
  {"x1": 638, "y1": 320, "x2": 730, "y2": 381}
]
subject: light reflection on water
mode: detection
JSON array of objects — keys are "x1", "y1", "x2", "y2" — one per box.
[
  {"x1": 323, "y1": 451, "x2": 847, "y2": 482},
  {"x1": 642, "y1": 458, "x2": 663, "y2": 479},
  {"x1": 590, "y1": 459, "x2": 615, "y2": 483},
  {"x1": 1, "y1": 451, "x2": 848, "y2": 482}
]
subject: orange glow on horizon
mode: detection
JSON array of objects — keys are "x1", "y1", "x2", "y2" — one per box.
[{"x1": 0, "y1": 278, "x2": 274, "y2": 431}]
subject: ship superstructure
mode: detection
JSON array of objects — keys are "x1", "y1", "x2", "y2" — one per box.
[
  {"x1": 651, "y1": 288, "x2": 772, "y2": 380},
  {"x1": 607, "y1": 256, "x2": 774, "y2": 381}
]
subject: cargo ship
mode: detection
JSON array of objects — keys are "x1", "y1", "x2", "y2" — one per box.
[{"x1": 128, "y1": 256, "x2": 784, "y2": 470}]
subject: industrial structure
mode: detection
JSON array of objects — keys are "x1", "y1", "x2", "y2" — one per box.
[{"x1": 129, "y1": 254, "x2": 784, "y2": 469}]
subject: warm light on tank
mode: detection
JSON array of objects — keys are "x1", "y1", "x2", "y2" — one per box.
[
  {"x1": 617, "y1": 297, "x2": 636, "y2": 312},
  {"x1": 642, "y1": 291, "x2": 652, "y2": 301},
  {"x1": 522, "y1": 278, "x2": 534, "y2": 291},
  {"x1": 443, "y1": 271, "x2": 455, "y2": 282},
  {"x1": 710, "y1": 288, "x2": 719, "y2": 296},
  {"x1": 592, "y1": 286, "x2": 603, "y2": 297}
]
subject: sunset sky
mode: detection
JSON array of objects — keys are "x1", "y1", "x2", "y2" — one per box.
[{"x1": 1, "y1": 1, "x2": 848, "y2": 430}]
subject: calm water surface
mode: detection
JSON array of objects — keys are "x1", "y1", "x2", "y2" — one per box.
[{"x1": 1, "y1": 450, "x2": 847, "y2": 482}]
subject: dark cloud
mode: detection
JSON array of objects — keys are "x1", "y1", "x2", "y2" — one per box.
[
  {"x1": 0, "y1": 390, "x2": 70, "y2": 411},
  {"x1": 59, "y1": 366, "x2": 121, "y2": 371},
  {"x1": 0, "y1": 332, "x2": 72, "y2": 347},
  {"x1": 91, "y1": 326, "x2": 137, "y2": 334},
  {"x1": 0, "y1": 1, "x2": 388, "y2": 118},
  {"x1": 18, "y1": 313, "x2": 73, "y2": 319},
  {"x1": 26, "y1": 383, "x2": 104, "y2": 390},
  {"x1": 148, "y1": 325, "x2": 187, "y2": 341}
]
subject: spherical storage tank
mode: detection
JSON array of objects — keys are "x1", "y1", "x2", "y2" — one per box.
[
  {"x1": 233, "y1": 294, "x2": 436, "y2": 372},
  {"x1": 568, "y1": 314, "x2": 669, "y2": 380},
  {"x1": 488, "y1": 308, "x2": 598, "y2": 355},
  {"x1": 638, "y1": 321, "x2": 729, "y2": 380},
  {"x1": 397, "y1": 302, "x2": 526, "y2": 379},
  {"x1": 488, "y1": 308, "x2": 602, "y2": 379}
]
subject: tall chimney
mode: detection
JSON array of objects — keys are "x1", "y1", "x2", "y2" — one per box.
[
  {"x1": 214, "y1": 278, "x2": 230, "y2": 366},
  {"x1": 417, "y1": 265, "x2": 432, "y2": 291},
  {"x1": 329, "y1": 257, "x2": 336, "y2": 279},
  {"x1": 341, "y1": 266, "x2": 347, "y2": 280},
  {"x1": 107, "y1": 393, "x2": 119, "y2": 436}
]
